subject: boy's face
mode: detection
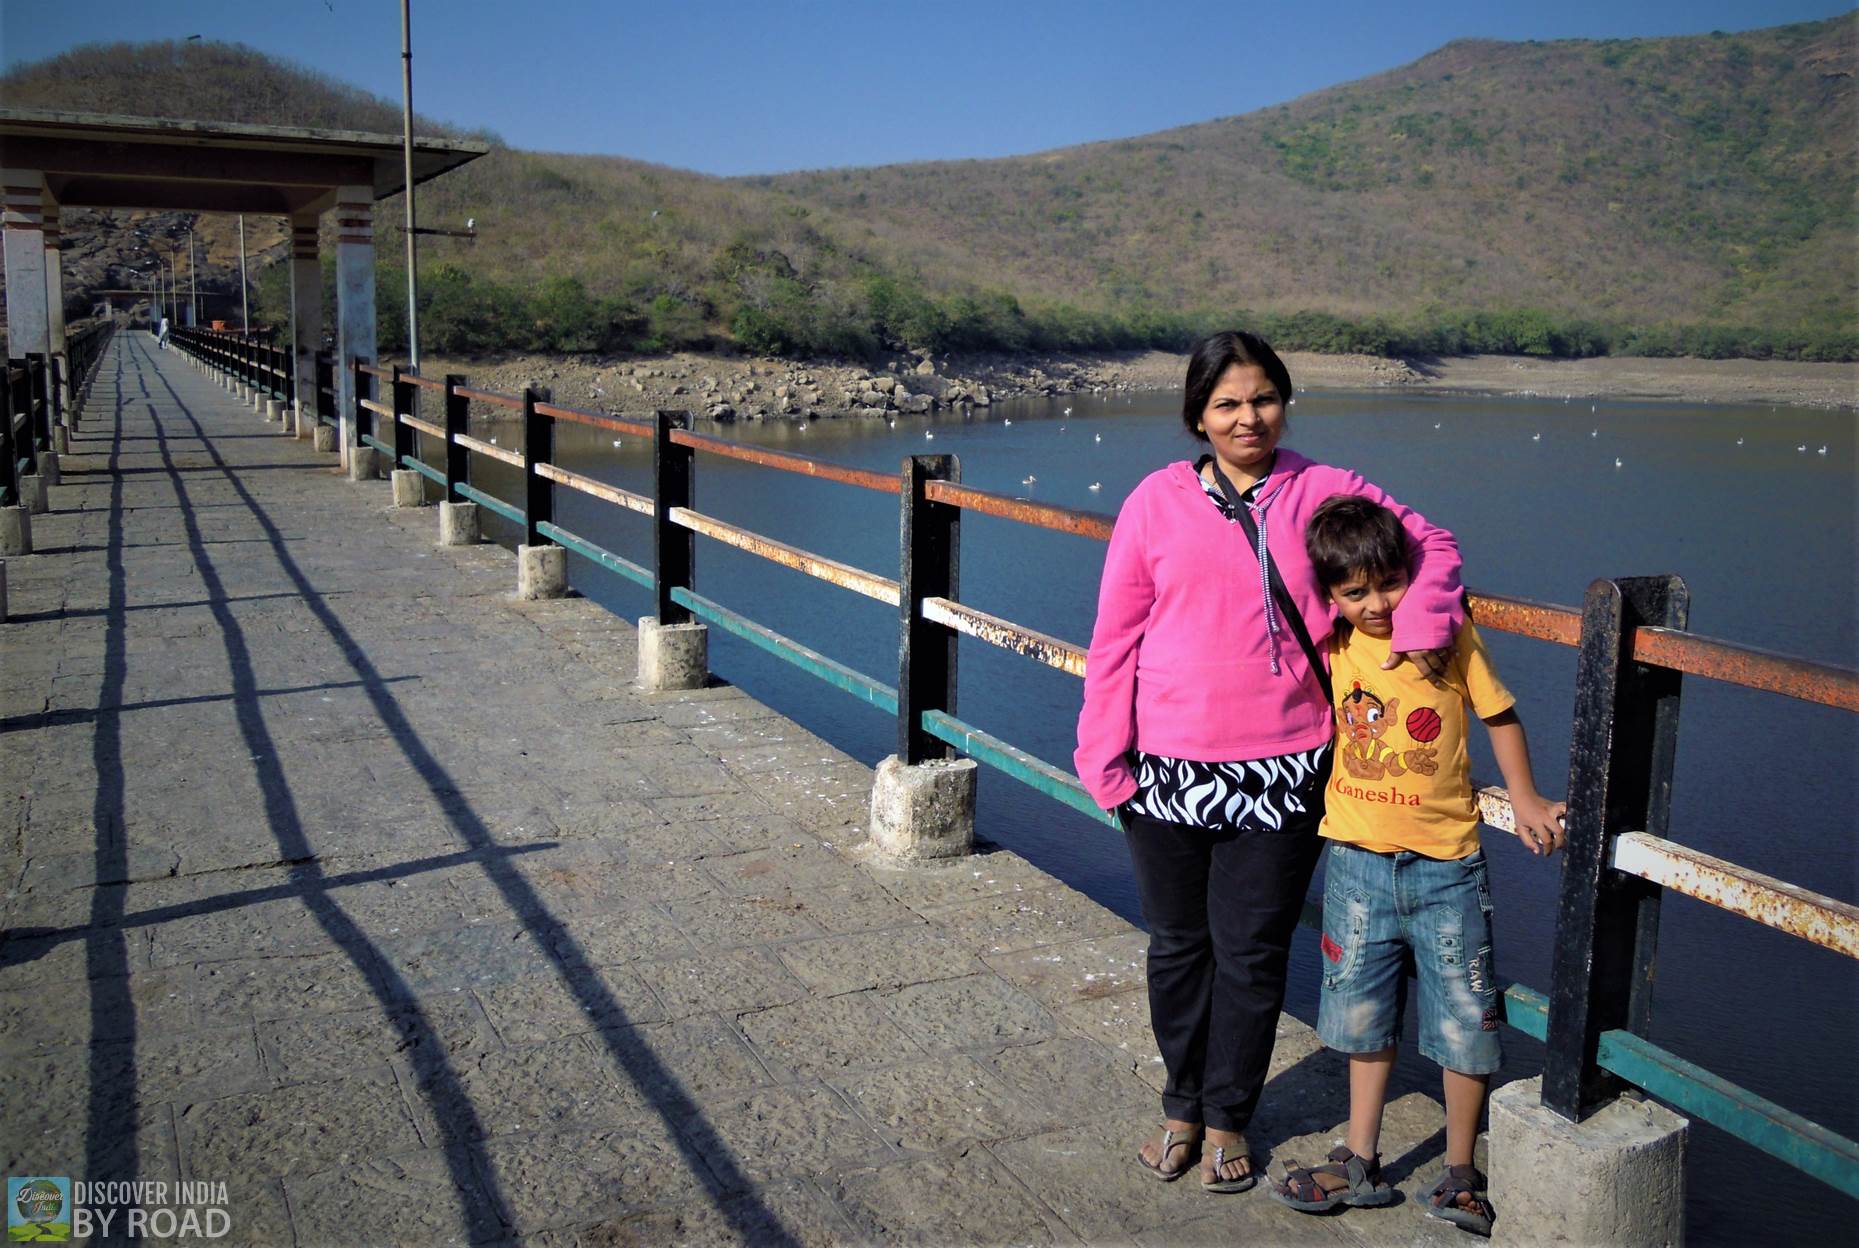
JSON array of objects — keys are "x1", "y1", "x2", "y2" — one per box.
[{"x1": 1327, "y1": 566, "x2": 1409, "y2": 638}]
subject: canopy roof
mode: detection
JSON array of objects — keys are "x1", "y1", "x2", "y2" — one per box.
[{"x1": 0, "y1": 108, "x2": 488, "y2": 214}]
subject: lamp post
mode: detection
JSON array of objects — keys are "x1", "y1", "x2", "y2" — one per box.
[
  {"x1": 401, "y1": 0, "x2": 421, "y2": 370},
  {"x1": 188, "y1": 227, "x2": 198, "y2": 328}
]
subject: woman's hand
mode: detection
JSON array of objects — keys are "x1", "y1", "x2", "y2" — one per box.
[{"x1": 1383, "y1": 646, "x2": 1451, "y2": 681}]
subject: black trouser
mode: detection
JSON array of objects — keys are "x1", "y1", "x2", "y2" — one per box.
[{"x1": 1123, "y1": 807, "x2": 1323, "y2": 1133}]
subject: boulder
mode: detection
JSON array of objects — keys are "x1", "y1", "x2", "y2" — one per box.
[
  {"x1": 859, "y1": 389, "x2": 889, "y2": 408},
  {"x1": 915, "y1": 359, "x2": 936, "y2": 376},
  {"x1": 972, "y1": 386, "x2": 991, "y2": 407},
  {"x1": 706, "y1": 402, "x2": 736, "y2": 422},
  {"x1": 901, "y1": 394, "x2": 934, "y2": 414}
]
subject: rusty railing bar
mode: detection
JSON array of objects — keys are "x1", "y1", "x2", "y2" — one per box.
[
  {"x1": 401, "y1": 414, "x2": 445, "y2": 440},
  {"x1": 454, "y1": 385, "x2": 524, "y2": 410},
  {"x1": 1611, "y1": 830, "x2": 1859, "y2": 959},
  {"x1": 358, "y1": 362, "x2": 394, "y2": 380},
  {"x1": 1628, "y1": 627, "x2": 1857, "y2": 713},
  {"x1": 533, "y1": 401, "x2": 654, "y2": 439},
  {"x1": 534, "y1": 461, "x2": 655, "y2": 517},
  {"x1": 920, "y1": 596, "x2": 1087, "y2": 677},
  {"x1": 667, "y1": 505, "x2": 901, "y2": 605},
  {"x1": 404, "y1": 372, "x2": 448, "y2": 392},
  {"x1": 669, "y1": 427, "x2": 901, "y2": 494},
  {"x1": 922, "y1": 479, "x2": 1116, "y2": 540}
]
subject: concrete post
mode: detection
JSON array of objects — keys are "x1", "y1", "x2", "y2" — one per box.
[
  {"x1": 0, "y1": 559, "x2": 7, "y2": 623},
  {"x1": 2, "y1": 171, "x2": 50, "y2": 361},
  {"x1": 636, "y1": 617, "x2": 707, "y2": 692},
  {"x1": 348, "y1": 445, "x2": 381, "y2": 482},
  {"x1": 0, "y1": 506, "x2": 28, "y2": 556},
  {"x1": 295, "y1": 401, "x2": 312, "y2": 441},
  {"x1": 313, "y1": 424, "x2": 337, "y2": 454},
  {"x1": 37, "y1": 452, "x2": 58, "y2": 488},
  {"x1": 289, "y1": 212, "x2": 321, "y2": 431},
  {"x1": 1488, "y1": 1076, "x2": 1686, "y2": 1247},
  {"x1": 438, "y1": 500, "x2": 479, "y2": 545},
  {"x1": 869, "y1": 755, "x2": 978, "y2": 860},
  {"x1": 17, "y1": 474, "x2": 46, "y2": 515},
  {"x1": 266, "y1": 398, "x2": 282, "y2": 423},
  {"x1": 391, "y1": 469, "x2": 424, "y2": 507},
  {"x1": 517, "y1": 545, "x2": 567, "y2": 599},
  {"x1": 333, "y1": 187, "x2": 376, "y2": 473}
]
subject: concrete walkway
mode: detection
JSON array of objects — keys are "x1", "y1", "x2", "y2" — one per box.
[{"x1": 1, "y1": 335, "x2": 1473, "y2": 1246}]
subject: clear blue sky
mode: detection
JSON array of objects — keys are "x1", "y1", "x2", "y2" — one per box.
[{"x1": 2, "y1": 1, "x2": 1850, "y2": 174}]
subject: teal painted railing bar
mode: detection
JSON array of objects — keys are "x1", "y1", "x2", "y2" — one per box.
[
  {"x1": 361, "y1": 433, "x2": 394, "y2": 458},
  {"x1": 536, "y1": 521, "x2": 653, "y2": 591},
  {"x1": 399, "y1": 455, "x2": 445, "y2": 487},
  {"x1": 669, "y1": 587, "x2": 898, "y2": 714},
  {"x1": 455, "y1": 482, "x2": 524, "y2": 525},
  {"x1": 1594, "y1": 1028, "x2": 1859, "y2": 1199},
  {"x1": 1501, "y1": 981, "x2": 1550, "y2": 1041},
  {"x1": 918, "y1": 709, "x2": 1120, "y2": 828}
]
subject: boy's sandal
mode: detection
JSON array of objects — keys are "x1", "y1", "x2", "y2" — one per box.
[
  {"x1": 1201, "y1": 1133, "x2": 1258, "y2": 1194},
  {"x1": 1135, "y1": 1126, "x2": 1200, "y2": 1182},
  {"x1": 1424, "y1": 1164, "x2": 1494, "y2": 1237},
  {"x1": 1270, "y1": 1145, "x2": 1395, "y2": 1211}
]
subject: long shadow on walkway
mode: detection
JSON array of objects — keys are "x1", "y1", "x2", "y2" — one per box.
[{"x1": 133, "y1": 337, "x2": 798, "y2": 1244}]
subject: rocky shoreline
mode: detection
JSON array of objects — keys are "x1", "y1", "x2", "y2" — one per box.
[{"x1": 418, "y1": 347, "x2": 1858, "y2": 423}]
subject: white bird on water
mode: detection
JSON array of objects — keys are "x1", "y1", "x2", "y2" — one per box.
[
  {"x1": 1614, "y1": 457, "x2": 1623, "y2": 469},
  {"x1": 1022, "y1": 475, "x2": 1037, "y2": 485},
  {"x1": 1591, "y1": 429, "x2": 1598, "y2": 438},
  {"x1": 1819, "y1": 445, "x2": 1829, "y2": 455},
  {"x1": 612, "y1": 438, "x2": 622, "y2": 447},
  {"x1": 1094, "y1": 433, "x2": 1102, "y2": 444},
  {"x1": 1736, "y1": 437, "x2": 1745, "y2": 446},
  {"x1": 1088, "y1": 481, "x2": 1102, "y2": 492},
  {"x1": 1532, "y1": 432, "x2": 1541, "y2": 442},
  {"x1": 1433, "y1": 421, "x2": 1442, "y2": 430},
  {"x1": 1797, "y1": 444, "x2": 1808, "y2": 452},
  {"x1": 1063, "y1": 406, "x2": 1073, "y2": 416},
  {"x1": 1003, "y1": 418, "x2": 1012, "y2": 426},
  {"x1": 924, "y1": 430, "x2": 935, "y2": 440}
]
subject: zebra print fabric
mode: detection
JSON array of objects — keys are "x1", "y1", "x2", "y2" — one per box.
[{"x1": 1127, "y1": 743, "x2": 1332, "y2": 831}]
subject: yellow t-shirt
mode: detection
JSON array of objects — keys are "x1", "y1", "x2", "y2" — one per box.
[{"x1": 1319, "y1": 620, "x2": 1515, "y2": 859}]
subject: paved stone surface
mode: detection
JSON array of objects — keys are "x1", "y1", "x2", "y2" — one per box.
[{"x1": 0, "y1": 337, "x2": 1476, "y2": 1245}]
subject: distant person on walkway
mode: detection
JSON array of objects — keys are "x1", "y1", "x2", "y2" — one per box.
[
  {"x1": 1268, "y1": 495, "x2": 1565, "y2": 1235},
  {"x1": 156, "y1": 316, "x2": 170, "y2": 350},
  {"x1": 1074, "y1": 331, "x2": 1464, "y2": 1192}
]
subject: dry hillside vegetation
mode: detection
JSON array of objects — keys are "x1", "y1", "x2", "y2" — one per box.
[{"x1": 4, "y1": 21, "x2": 1853, "y2": 362}]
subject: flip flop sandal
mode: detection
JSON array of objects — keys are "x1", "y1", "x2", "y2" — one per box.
[
  {"x1": 1270, "y1": 1146, "x2": 1395, "y2": 1212},
  {"x1": 1425, "y1": 1164, "x2": 1494, "y2": 1236},
  {"x1": 1201, "y1": 1134, "x2": 1258, "y2": 1193},
  {"x1": 1136, "y1": 1127, "x2": 1200, "y2": 1182}
]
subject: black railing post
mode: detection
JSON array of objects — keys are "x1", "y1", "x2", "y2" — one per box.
[
  {"x1": 352, "y1": 359, "x2": 371, "y2": 446},
  {"x1": 653, "y1": 409, "x2": 693, "y2": 624},
  {"x1": 49, "y1": 356, "x2": 64, "y2": 438},
  {"x1": 443, "y1": 374, "x2": 469, "y2": 501},
  {"x1": 897, "y1": 454, "x2": 961, "y2": 763},
  {"x1": 316, "y1": 353, "x2": 334, "y2": 431},
  {"x1": 1544, "y1": 574, "x2": 1688, "y2": 1120},
  {"x1": 1, "y1": 367, "x2": 16, "y2": 504},
  {"x1": 392, "y1": 365, "x2": 416, "y2": 471},
  {"x1": 25, "y1": 354, "x2": 49, "y2": 455},
  {"x1": 523, "y1": 386, "x2": 555, "y2": 549}
]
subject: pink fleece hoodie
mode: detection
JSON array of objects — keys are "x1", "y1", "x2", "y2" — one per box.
[{"x1": 1073, "y1": 451, "x2": 1463, "y2": 810}]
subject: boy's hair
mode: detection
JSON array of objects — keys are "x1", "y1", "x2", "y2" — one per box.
[{"x1": 1305, "y1": 495, "x2": 1410, "y2": 588}]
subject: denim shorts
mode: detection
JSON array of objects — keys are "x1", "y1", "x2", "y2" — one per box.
[{"x1": 1315, "y1": 841, "x2": 1502, "y2": 1075}]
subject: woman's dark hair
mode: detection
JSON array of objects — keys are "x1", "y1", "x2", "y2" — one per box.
[
  {"x1": 1181, "y1": 331, "x2": 1294, "y2": 441},
  {"x1": 1305, "y1": 494, "x2": 1409, "y2": 589}
]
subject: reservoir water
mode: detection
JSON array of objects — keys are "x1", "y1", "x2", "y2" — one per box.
[{"x1": 466, "y1": 385, "x2": 1855, "y2": 1242}]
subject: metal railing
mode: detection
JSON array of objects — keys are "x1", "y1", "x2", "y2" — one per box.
[
  {"x1": 163, "y1": 341, "x2": 1859, "y2": 1198},
  {"x1": 2, "y1": 353, "x2": 51, "y2": 508}
]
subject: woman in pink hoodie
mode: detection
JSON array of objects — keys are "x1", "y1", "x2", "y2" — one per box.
[{"x1": 1075, "y1": 331, "x2": 1463, "y2": 1192}]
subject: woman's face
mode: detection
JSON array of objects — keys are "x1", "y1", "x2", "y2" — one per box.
[{"x1": 1198, "y1": 363, "x2": 1287, "y2": 476}]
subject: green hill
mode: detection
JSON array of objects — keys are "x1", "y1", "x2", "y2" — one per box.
[{"x1": 4, "y1": 21, "x2": 1853, "y2": 360}]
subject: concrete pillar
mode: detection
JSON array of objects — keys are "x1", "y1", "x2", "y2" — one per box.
[
  {"x1": 17, "y1": 474, "x2": 46, "y2": 516},
  {"x1": 869, "y1": 755, "x2": 978, "y2": 860},
  {"x1": 0, "y1": 506, "x2": 28, "y2": 556},
  {"x1": 289, "y1": 212, "x2": 322, "y2": 437},
  {"x1": 295, "y1": 401, "x2": 312, "y2": 441},
  {"x1": 2, "y1": 171, "x2": 51, "y2": 361},
  {"x1": 36, "y1": 451, "x2": 58, "y2": 488},
  {"x1": 266, "y1": 398, "x2": 282, "y2": 423},
  {"x1": 0, "y1": 558, "x2": 7, "y2": 622},
  {"x1": 636, "y1": 617, "x2": 708, "y2": 692},
  {"x1": 1489, "y1": 1076, "x2": 1686, "y2": 1247},
  {"x1": 348, "y1": 445, "x2": 380, "y2": 482},
  {"x1": 517, "y1": 545, "x2": 566, "y2": 599},
  {"x1": 439, "y1": 500, "x2": 479, "y2": 546},
  {"x1": 333, "y1": 187, "x2": 375, "y2": 473},
  {"x1": 313, "y1": 424, "x2": 337, "y2": 453},
  {"x1": 391, "y1": 469, "x2": 424, "y2": 507}
]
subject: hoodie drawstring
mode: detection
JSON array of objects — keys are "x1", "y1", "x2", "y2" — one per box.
[{"x1": 1248, "y1": 495, "x2": 1282, "y2": 675}]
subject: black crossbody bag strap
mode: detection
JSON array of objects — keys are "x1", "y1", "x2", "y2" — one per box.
[{"x1": 1207, "y1": 461, "x2": 1334, "y2": 707}]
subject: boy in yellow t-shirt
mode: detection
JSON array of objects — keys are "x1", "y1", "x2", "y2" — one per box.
[{"x1": 1271, "y1": 496, "x2": 1566, "y2": 1238}]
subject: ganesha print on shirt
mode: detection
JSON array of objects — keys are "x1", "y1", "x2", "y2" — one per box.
[{"x1": 1336, "y1": 679, "x2": 1440, "y2": 781}]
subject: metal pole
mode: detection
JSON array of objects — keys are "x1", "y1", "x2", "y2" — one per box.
[
  {"x1": 189, "y1": 229, "x2": 198, "y2": 327},
  {"x1": 238, "y1": 214, "x2": 250, "y2": 333},
  {"x1": 401, "y1": 0, "x2": 421, "y2": 371}
]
